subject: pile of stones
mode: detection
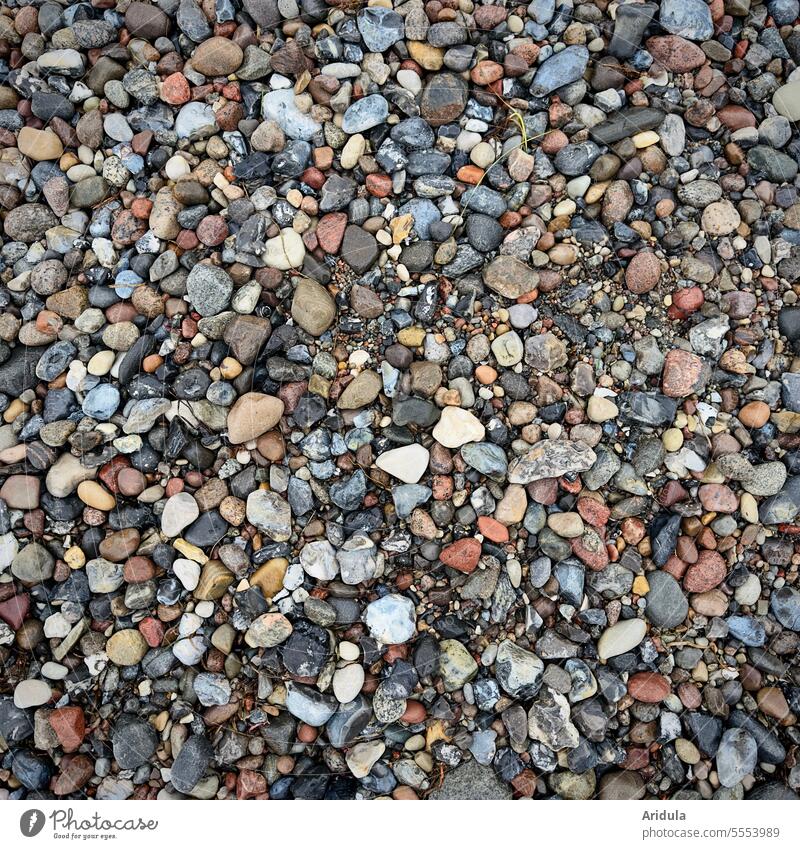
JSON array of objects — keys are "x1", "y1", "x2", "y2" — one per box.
[{"x1": 1, "y1": 0, "x2": 800, "y2": 801}]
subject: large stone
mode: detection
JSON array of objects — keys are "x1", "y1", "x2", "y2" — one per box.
[{"x1": 227, "y1": 393, "x2": 284, "y2": 444}]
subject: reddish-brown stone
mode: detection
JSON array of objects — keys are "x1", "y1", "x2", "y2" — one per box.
[
  {"x1": 625, "y1": 251, "x2": 661, "y2": 294},
  {"x1": 439, "y1": 538, "x2": 481, "y2": 573},
  {"x1": 628, "y1": 672, "x2": 671, "y2": 703},
  {"x1": 662, "y1": 348, "x2": 706, "y2": 397},
  {"x1": 683, "y1": 549, "x2": 726, "y2": 592},
  {"x1": 50, "y1": 707, "x2": 85, "y2": 753}
]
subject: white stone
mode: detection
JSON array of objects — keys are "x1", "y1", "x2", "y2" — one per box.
[
  {"x1": 375, "y1": 444, "x2": 430, "y2": 483},
  {"x1": 332, "y1": 663, "x2": 365, "y2": 703},
  {"x1": 42, "y1": 662, "x2": 69, "y2": 680},
  {"x1": 14, "y1": 679, "x2": 52, "y2": 709},
  {"x1": 264, "y1": 228, "x2": 305, "y2": 270},
  {"x1": 432, "y1": 406, "x2": 485, "y2": 448},
  {"x1": 161, "y1": 492, "x2": 200, "y2": 537},
  {"x1": 491, "y1": 331, "x2": 524, "y2": 366},
  {"x1": 299, "y1": 539, "x2": 338, "y2": 580},
  {"x1": 364, "y1": 594, "x2": 416, "y2": 644},
  {"x1": 338, "y1": 640, "x2": 360, "y2": 661},
  {"x1": 597, "y1": 618, "x2": 647, "y2": 661},
  {"x1": 0, "y1": 532, "x2": 19, "y2": 572},
  {"x1": 346, "y1": 740, "x2": 385, "y2": 778},
  {"x1": 44, "y1": 612, "x2": 71, "y2": 639},
  {"x1": 174, "y1": 558, "x2": 201, "y2": 591},
  {"x1": 165, "y1": 155, "x2": 191, "y2": 180}
]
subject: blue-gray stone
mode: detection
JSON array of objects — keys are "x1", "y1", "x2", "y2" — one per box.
[
  {"x1": 82, "y1": 383, "x2": 120, "y2": 421},
  {"x1": 531, "y1": 46, "x2": 589, "y2": 97}
]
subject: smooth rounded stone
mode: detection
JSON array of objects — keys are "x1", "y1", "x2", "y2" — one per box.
[
  {"x1": 598, "y1": 618, "x2": 647, "y2": 660},
  {"x1": 326, "y1": 695, "x2": 373, "y2": 748},
  {"x1": 342, "y1": 94, "x2": 389, "y2": 134},
  {"x1": 246, "y1": 612, "x2": 293, "y2": 647},
  {"x1": 716, "y1": 728, "x2": 758, "y2": 788},
  {"x1": 337, "y1": 370, "x2": 382, "y2": 409},
  {"x1": 264, "y1": 229, "x2": 305, "y2": 270},
  {"x1": 357, "y1": 7, "x2": 403, "y2": 51},
  {"x1": 291, "y1": 279, "x2": 336, "y2": 336},
  {"x1": 774, "y1": 82, "x2": 800, "y2": 121},
  {"x1": 432, "y1": 406, "x2": 485, "y2": 448},
  {"x1": 174, "y1": 102, "x2": 217, "y2": 139},
  {"x1": 86, "y1": 557, "x2": 125, "y2": 592},
  {"x1": 376, "y1": 444, "x2": 430, "y2": 483},
  {"x1": 332, "y1": 664, "x2": 365, "y2": 703},
  {"x1": 285, "y1": 682, "x2": 337, "y2": 726},
  {"x1": 186, "y1": 264, "x2": 233, "y2": 317},
  {"x1": 161, "y1": 492, "x2": 200, "y2": 537},
  {"x1": 227, "y1": 392, "x2": 284, "y2": 443},
  {"x1": 364, "y1": 594, "x2": 416, "y2": 644},
  {"x1": 13, "y1": 679, "x2": 51, "y2": 709},
  {"x1": 531, "y1": 46, "x2": 589, "y2": 97},
  {"x1": 173, "y1": 558, "x2": 200, "y2": 591},
  {"x1": 17, "y1": 127, "x2": 63, "y2": 161},
  {"x1": 112, "y1": 717, "x2": 158, "y2": 769},
  {"x1": 12, "y1": 543, "x2": 55, "y2": 583},
  {"x1": 660, "y1": 0, "x2": 713, "y2": 40},
  {"x1": 491, "y1": 331, "x2": 524, "y2": 367},
  {"x1": 770, "y1": 587, "x2": 800, "y2": 631},
  {"x1": 645, "y1": 571, "x2": 689, "y2": 629},
  {"x1": 346, "y1": 740, "x2": 384, "y2": 779},
  {"x1": 439, "y1": 639, "x2": 478, "y2": 690},
  {"x1": 420, "y1": 73, "x2": 468, "y2": 126},
  {"x1": 191, "y1": 37, "x2": 243, "y2": 76},
  {"x1": 106, "y1": 629, "x2": 147, "y2": 666},
  {"x1": 171, "y1": 735, "x2": 213, "y2": 793},
  {"x1": 4, "y1": 204, "x2": 57, "y2": 241}
]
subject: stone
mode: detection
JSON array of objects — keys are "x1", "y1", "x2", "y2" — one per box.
[
  {"x1": 432, "y1": 407, "x2": 485, "y2": 448},
  {"x1": 376, "y1": 444, "x2": 430, "y2": 484},
  {"x1": 227, "y1": 393, "x2": 284, "y2": 444}
]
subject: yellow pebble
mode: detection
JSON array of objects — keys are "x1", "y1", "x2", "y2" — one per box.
[
  {"x1": 3, "y1": 398, "x2": 28, "y2": 423},
  {"x1": 174, "y1": 538, "x2": 209, "y2": 564},
  {"x1": 632, "y1": 575, "x2": 650, "y2": 596},
  {"x1": 662, "y1": 427, "x2": 684, "y2": 452},
  {"x1": 77, "y1": 480, "x2": 116, "y2": 511},
  {"x1": 219, "y1": 357, "x2": 242, "y2": 379},
  {"x1": 65, "y1": 546, "x2": 86, "y2": 569},
  {"x1": 633, "y1": 131, "x2": 660, "y2": 148}
]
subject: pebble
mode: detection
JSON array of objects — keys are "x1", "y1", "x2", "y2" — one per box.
[{"x1": 0, "y1": 0, "x2": 797, "y2": 806}]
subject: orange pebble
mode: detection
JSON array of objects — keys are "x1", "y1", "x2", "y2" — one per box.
[
  {"x1": 142, "y1": 354, "x2": 163, "y2": 373},
  {"x1": 475, "y1": 364, "x2": 497, "y2": 384},
  {"x1": 456, "y1": 165, "x2": 484, "y2": 185}
]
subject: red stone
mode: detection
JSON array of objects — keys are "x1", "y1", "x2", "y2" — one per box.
[
  {"x1": 662, "y1": 348, "x2": 705, "y2": 398},
  {"x1": 316, "y1": 212, "x2": 347, "y2": 254},
  {"x1": 625, "y1": 250, "x2": 661, "y2": 294},
  {"x1": 647, "y1": 36, "x2": 707, "y2": 72},
  {"x1": 0, "y1": 593, "x2": 29, "y2": 630},
  {"x1": 161, "y1": 72, "x2": 191, "y2": 105},
  {"x1": 698, "y1": 483, "x2": 737, "y2": 513},
  {"x1": 576, "y1": 497, "x2": 610, "y2": 528},
  {"x1": 52, "y1": 754, "x2": 94, "y2": 796},
  {"x1": 627, "y1": 672, "x2": 671, "y2": 703},
  {"x1": 50, "y1": 707, "x2": 85, "y2": 753},
  {"x1": 571, "y1": 527, "x2": 609, "y2": 571},
  {"x1": 139, "y1": 617, "x2": 165, "y2": 647},
  {"x1": 440, "y1": 538, "x2": 481, "y2": 573},
  {"x1": 477, "y1": 516, "x2": 509, "y2": 543},
  {"x1": 683, "y1": 549, "x2": 726, "y2": 592}
]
